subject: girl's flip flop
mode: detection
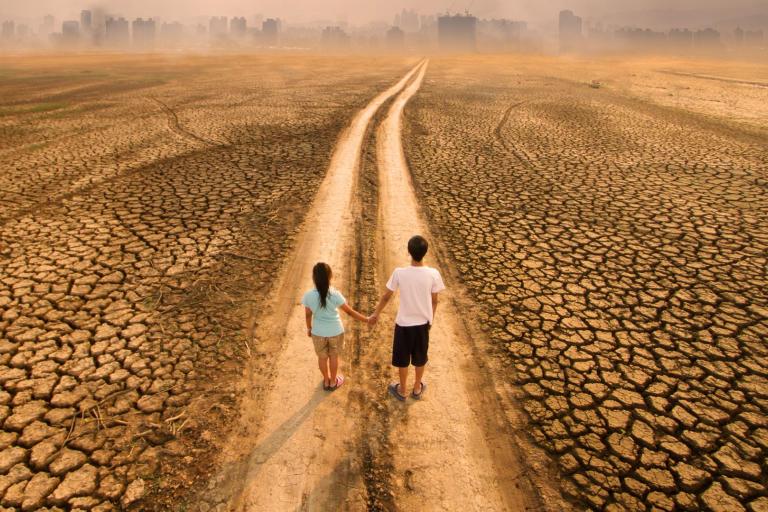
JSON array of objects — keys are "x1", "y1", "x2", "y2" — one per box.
[
  {"x1": 332, "y1": 375, "x2": 345, "y2": 390},
  {"x1": 323, "y1": 379, "x2": 332, "y2": 391}
]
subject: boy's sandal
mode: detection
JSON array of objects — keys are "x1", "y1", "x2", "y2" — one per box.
[
  {"x1": 411, "y1": 382, "x2": 427, "y2": 400},
  {"x1": 388, "y1": 383, "x2": 407, "y2": 401},
  {"x1": 332, "y1": 375, "x2": 345, "y2": 390}
]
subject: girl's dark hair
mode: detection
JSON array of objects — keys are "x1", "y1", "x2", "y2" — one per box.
[{"x1": 312, "y1": 262, "x2": 332, "y2": 308}]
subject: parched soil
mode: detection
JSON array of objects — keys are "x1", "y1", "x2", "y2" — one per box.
[
  {"x1": 3, "y1": 52, "x2": 767, "y2": 512},
  {"x1": 403, "y1": 56, "x2": 768, "y2": 512},
  {"x1": 0, "y1": 54, "x2": 412, "y2": 511}
]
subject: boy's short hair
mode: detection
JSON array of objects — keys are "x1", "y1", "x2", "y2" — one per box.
[{"x1": 408, "y1": 235, "x2": 429, "y2": 262}]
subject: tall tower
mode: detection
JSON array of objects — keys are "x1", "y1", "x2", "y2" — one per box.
[
  {"x1": 1, "y1": 20, "x2": 14, "y2": 40},
  {"x1": 558, "y1": 10, "x2": 582, "y2": 52},
  {"x1": 437, "y1": 13, "x2": 477, "y2": 52},
  {"x1": 105, "y1": 17, "x2": 130, "y2": 47},
  {"x1": 262, "y1": 18, "x2": 280, "y2": 45},
  {"x1": 132, "y1": 18, "x2": 156, "y2": 48},
  {"x1": 80, "y1": 10, "x2": 92, "y2": 32},
  {"x1": 230, "y1": 17, "x2": 247, "y2": 38}
]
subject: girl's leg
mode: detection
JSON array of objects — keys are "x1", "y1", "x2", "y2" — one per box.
[
  {"x1": 329, "y1": 354, "x2": 339, "y2": 382},
  {"x1": 329, "y1": 334, "x2": 343, "y2": 384},
  {"x1": 318, "y1": 356, "x2": 330, "y2": 385}
]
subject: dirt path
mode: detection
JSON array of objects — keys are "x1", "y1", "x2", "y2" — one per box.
[
  {"x1": 206, "y1": 61, "x2": 425, "y2": 511},
  {"x1": 374, "y1": 63, "x2": 541, "y2": 510},
  {"x1": 204, "y1": 59, "x2": 546, "y2": 511}
]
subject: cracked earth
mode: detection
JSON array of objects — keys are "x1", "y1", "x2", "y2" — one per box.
[{"x1": 0, "y1": 53, "x2": 766, "y2": 512}]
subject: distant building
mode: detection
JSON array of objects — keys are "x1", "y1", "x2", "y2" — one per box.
[
  {"x1": 262, "y1": 18, "x2": 280, "y2": 45},
  {"x1": 230, "y1": 17, "x2": 247, "y2": 38},
  {"x1": 1, "y1": 20, "x2": 14, "y2": 40},
  {"x1": 16, "y1": 24, "x2": 30, "y2": 39},
  {"x1": 669, "y1": 28, "x2": 693, "y2": 47},
  {"x1": 161, "y1": 22, "x2": 184, "y2": 45},
  {"x1": 420, "y1": 15, "x2": 436, "y2": 30},
  {"x1": 394, "y1": 8, "x2": 419, "y2": 33},
  {"x1": 694, "y1": 28, "x2": 720, "y2": 48},
  {"x1": 132, "y1": 18, "x2": 156, "y2": 47},
  {"x1": 744, "y1": 29, "x2": 764, "y2": 46},
  {"x1": 438, "y1": 13, "x2": 477, "y2": 51},
  {"x1": 105, "y1": 17, "x2": 130, "y2": 46},
  {"x1": 734, "y1": 26, "x2": 744, "y2": 44},
  {"x1": 321, "y1": 26, "x2": 349, "y2": 47},
  {"x1": 41, "y1": 15, "x2": 55, "y2": 35},
  {"x1": 614, "y1": 28, "x2": 667, "y2": 50},
  {"x1": 62, "y1": 20, "x2": 80, "y2": 43},
  {"x1": 478, "y1": 18, "x2": 527, "y2": 49},
  {"x1": 559, "y1": 10, "x2": 582, "y2": 52},
  {"x1": 733, "y1": 26, "x2": 764, "y2": 47},
  {"x1": 209, "y1": 16, "x2": 228, "y2": 37},
  {"x1": 386, "y1": 26, "x2": 405, "y2": 48},
  {"x1": 80, "y1": 10, "x2": 92, "y2": 32}
]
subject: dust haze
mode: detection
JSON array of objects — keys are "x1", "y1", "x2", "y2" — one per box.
[
  {"x1": 0, "y1": 0, "x2": 767, "y2": 509},
  {"x1": 3, "y1": 0, "x2": 766, "y2": 26}
]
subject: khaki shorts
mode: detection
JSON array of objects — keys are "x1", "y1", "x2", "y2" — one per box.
[{"x1": 312, "y1": 333, "x2": 345, "y2": 357}]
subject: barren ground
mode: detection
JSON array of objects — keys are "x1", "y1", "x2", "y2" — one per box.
[
  {"x1": 0, "y1": 52, "x2": 766, "y2": 512},
  {"x1": 403, "y1": 55, "x2": 768, "y2": 512},
  {"x1": 0, "y1": 53, "x2": 413, "y2": 511}
]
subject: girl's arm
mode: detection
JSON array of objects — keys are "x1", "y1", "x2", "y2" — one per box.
[
  {"x1": 340, "y1": 303, "x2": 369, "y2": 323},
  {"x1": 304, "y1": 307, "x2": 313, "y2": 336}
]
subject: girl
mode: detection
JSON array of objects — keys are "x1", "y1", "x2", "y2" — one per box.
[{"x1": 302, "y1": 262, "x2": 368, "y2": 390}]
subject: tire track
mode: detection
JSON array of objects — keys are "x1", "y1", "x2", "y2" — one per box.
[
  {"x1": 376, "y1": 61, "x2": 541, "y2": 511},
  {"x1": 150, "y1": 96, "x2": 219, "y2": 146},
  {"x1": 494, "y1": 100, "x2": 537, "y2": 168},
  {"x1": 199, "y1": 61, "x2": 425, "y2": 511},
  {"x1": 656, "y1": 69, "x2": 768, "y2": 88}
]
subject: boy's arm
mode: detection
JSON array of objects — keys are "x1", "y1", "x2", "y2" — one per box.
[
  {"x1": 369, "y1": 289, "x2": 394, "y2": 325},
  {"x1": 431, "y1": 271, "x2": 445, "y2": 324},
  {"x1": 304, "y1": 307, "x2": 313, "y2": 336}
]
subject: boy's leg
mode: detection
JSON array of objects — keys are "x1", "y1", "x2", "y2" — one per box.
[
  {"x1": 392, "y1": 325, "x2": 410, "y2": 396},
  {"x1": 411, "y1": 324, "x2": 430, "y2": 393},
  {"x1": 413, "y1": 365, "x2": 425, "y2": 393},
  {"x1": 398, "y1": 366, "x2": 409, "y2": 395}
]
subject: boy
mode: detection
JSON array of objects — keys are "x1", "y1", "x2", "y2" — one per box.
[{"x1": 369, "y1": 235, "x2": 445, "y2": 400}]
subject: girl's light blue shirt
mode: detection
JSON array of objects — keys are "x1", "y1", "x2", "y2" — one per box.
[{"x1": 301, "y1": 287, "x2": 346, "y2": 337}]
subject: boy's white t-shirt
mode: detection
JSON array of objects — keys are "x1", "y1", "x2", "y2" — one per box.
[{"x1": 386, "y1": 265, "x2": 446, "y2": 326}]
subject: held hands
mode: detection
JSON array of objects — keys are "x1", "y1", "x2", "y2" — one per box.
[{"x1": 366, "y1": 313, "x2": 379, "y2": 326}]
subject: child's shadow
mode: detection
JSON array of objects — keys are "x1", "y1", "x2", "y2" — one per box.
[
  {"x1": 214, "y1": 386, "x2": 329, "y2": 505},
  {"x1": 247, "y1": 386, "x2": 329, "y2": 466}
]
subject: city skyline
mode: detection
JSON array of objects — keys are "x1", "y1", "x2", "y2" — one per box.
[
  {"x1": 1, "y1": 0, "x2": 767, "y2": 29},
  {"x1": 1, "y1": 2, "x2": 765, "y2": 56}
]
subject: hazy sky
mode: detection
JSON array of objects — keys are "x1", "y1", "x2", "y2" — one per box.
[{"x1": 1, "y1": 0, "x2": 766, "y2": 27}]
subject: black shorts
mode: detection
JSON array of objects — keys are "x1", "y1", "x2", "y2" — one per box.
[{"x1": 392, "y1": 323, "x2": 430, "y2": 368}]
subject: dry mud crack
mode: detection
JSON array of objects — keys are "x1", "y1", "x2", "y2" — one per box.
[
  {"x1": 0, "y1": 55, "x2": 422, "y2": 511},
  {"x1": 402, "y1": 57, "x2": 768, "y2": 512},
  {"x1": 3, "y1": 53, "x2": 766, "y2": 512},
  {"x1": 199, "y1": 61, "x2": 547, "y2": 511}
]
